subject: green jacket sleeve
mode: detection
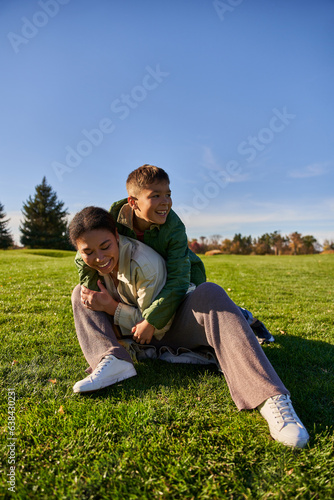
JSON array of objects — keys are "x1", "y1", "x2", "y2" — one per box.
[
  {"x1": 189, "y1": 249, "x2": 206, "y2": 286},
  {"x1": 142, "y1": 215, "x2": 191, "y2": 330},
  {"x1": 74, "y1": 251, "x2": 101, "y2": 292}
]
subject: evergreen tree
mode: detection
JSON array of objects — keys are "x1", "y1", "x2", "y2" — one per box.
[
  {"x1": 302, "y1": 235, "x2": 318, "y2": 254},
  {"x1": 20, "y1": 177, "x2": 71, "y2": 249},
  {"x1": 0, "y1": 202, "x2": 14, "y2": 249}
]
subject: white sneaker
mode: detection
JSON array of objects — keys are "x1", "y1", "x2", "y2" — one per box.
[
  {"x1": 258, "y1": 394, "x2": 309, "y2": 448},
  {"x1": 73, "y1": 355, "x2": 137, "y2": 393}
]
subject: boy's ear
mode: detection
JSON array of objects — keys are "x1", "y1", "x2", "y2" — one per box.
[{"x1": 128, "y1": 196, "x2": 138, "y2": 209}]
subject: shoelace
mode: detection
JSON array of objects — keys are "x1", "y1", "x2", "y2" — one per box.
[
  {"x1": 92, "y1": 357, "x2": 112, "y2": 377},
  {"x1": 269, "y1": 395, "x2": 299, "y2": 425}
]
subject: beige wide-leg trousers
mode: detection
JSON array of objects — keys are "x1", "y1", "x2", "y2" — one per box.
[{"x1": 72, "y1": 282, "x2": 288, "y2": 409}]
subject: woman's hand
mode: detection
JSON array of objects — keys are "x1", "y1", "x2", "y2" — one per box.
[
  {"x1": 81, "y1": 280, "x2": 119, "y2": 315},
  {"x1": 132, "y1": 319, "x2": 155, "y2": 345}
]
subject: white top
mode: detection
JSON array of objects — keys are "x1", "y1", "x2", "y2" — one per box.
[{"x1": 103, "y1": 234, "x2": 172, "y2": 340}]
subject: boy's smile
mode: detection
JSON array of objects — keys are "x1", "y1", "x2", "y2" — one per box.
[{"x1": 129, "y1": 181, "x2": 172, "y2": 231}]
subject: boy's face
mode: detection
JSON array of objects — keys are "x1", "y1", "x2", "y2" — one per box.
[{"x1": 129, "y1": 181, "x2": 172, "y2": 230}]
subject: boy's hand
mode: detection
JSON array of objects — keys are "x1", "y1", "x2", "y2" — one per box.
[
  {"x1": 132, "y1": 319, "x2": 155, "y2": 345},
  {"x1": 81, "y1": 281, "x2": 119, "y2": 315}
]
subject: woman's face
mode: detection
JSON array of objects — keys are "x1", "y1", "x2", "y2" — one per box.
[{"x1": 76, "y1": 229, "x2": 119, "y2": 275}]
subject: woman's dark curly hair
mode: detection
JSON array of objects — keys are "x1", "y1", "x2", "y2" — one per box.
[{"x1": 69, "y1": 206, "x2": 117, "y2": 249}]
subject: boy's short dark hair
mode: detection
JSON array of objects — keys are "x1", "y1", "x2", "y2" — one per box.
[
  {"x1": 126, "y1": 164, "x2": 170, "y2": 196},
  {"x1": 69, "y1": 206, "x2": 117, "y2": 248}
]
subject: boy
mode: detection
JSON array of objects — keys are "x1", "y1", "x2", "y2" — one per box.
[{"x1": 75, "y1": 165, "x2": 274, "y2": 344}]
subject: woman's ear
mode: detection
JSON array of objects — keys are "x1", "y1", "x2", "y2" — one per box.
[{"x1": 115, "y1": 228, "x2": 119, "y2": 243}]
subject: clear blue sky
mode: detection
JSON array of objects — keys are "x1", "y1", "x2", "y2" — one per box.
[{"x1": 1, "y1": 0, "x2": 333, "y2": 246}]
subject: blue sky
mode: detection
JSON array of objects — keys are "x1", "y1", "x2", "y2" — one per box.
[{"x1": 1, "y1": 0, "x2": 333, "y2": 246}]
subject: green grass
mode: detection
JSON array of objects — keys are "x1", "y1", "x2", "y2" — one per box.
[{"x1": 0, "y1": 250, "x2": 333, "y2": 499}]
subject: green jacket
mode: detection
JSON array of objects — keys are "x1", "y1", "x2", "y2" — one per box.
[{"x1": 74, "y1": 199, "x2": 206, "y2": 329}]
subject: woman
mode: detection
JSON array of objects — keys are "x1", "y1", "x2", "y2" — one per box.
[{"x1": 69, "y1": 206, "x2": 309, "y2": 449}]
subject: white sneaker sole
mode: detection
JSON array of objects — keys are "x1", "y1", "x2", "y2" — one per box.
[
  {"x1": 269, "y1": 427, "x2": 309, "y2": 448},
  {"x1": 257, "y1": 334, "x2": 275, "y2": 345}
]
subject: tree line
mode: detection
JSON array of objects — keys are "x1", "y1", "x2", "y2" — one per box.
[
  {"x1": 189, "y1": 232, "x2": 334, "y2": 256},
  {"x1": 1, "y1": 177, "x2": 333, "y2": 253}
]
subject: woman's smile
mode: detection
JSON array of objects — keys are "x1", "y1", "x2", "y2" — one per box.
[
  {"x1": 96, "y1": 258, "x2": 112, "y2": 269},
  {"x1": 76, "y1": 229, "x2": 119, "y2": 276}
]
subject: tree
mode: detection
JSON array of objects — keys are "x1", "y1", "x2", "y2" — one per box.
[
  {"x1": 301, "y1": 235, "x2": 318, "y2": 254},
  {"x1": 208, "y1": 234, "x2": 222, "y2": 250},
  {"x1": 269, "y1": 231, "x2": 288, "y2": 255},
  {"x1": 220, "y1": 238, "x2": 232, "y2": 254},
  {"x1": 254, "y1": 233, "x2": 272, "y2": 255},
  {"x1": 198, "y1": 236, "x2": 208, "y2": 253},
  {"x1": 230, "y1": 233, "x2": 253, "y2": 255},
  {"x1": 323, "y1": 239, "x2": 334, "y2": 252},
  {"x1": 289, "y1": 231, "x2": 303, "y2": 255},
  {"x1": 20, "y1": 177, "x2": 71, "y2": 249},
  {"x1": 188, "y1": 239, "x2": 202, "y2": 254},
  {"x1": 0, "y1": 202, "x2": 14, "y2": 249}
]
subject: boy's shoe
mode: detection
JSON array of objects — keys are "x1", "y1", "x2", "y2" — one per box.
[
  {"x1": 251, "y1": 319, "x2": 275, "y2": 344},
  {"x1": 73, "y1": 355, "x2": 137, "y2": 393},
  {"x1": 258, "y1": 394, "x2": 309, "y2": 448}
]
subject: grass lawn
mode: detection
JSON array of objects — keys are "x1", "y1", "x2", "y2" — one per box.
[{"x1": 0, "y1": 250, "x2": 333, "y2": 499}]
